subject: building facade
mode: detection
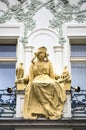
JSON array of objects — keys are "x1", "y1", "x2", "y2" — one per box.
[{"x1": 0, "y1": 0, "x2": 86, "y2": 130}]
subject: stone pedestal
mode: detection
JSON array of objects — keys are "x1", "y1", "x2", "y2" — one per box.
[
  {"x1": 16, "y1": 90, "x2": 25, "y2": 118},
  {"x1": 16, "y1": 82, "x2": 25, "y2": 90},
  {"x1": 63, "y1": 91, "x2": 71, "y2": 118},
  {"x1": 64, "y1": 82, "x2": 71, "y2": 91}
]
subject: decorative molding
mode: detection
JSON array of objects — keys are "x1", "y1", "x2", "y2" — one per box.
[
  {"x1": 0, "y1": 0, "x2": 42, "y2": 44},
  {"x1": 46, "y1": 0, "x2": 86, "y2": 44},
  {"x1": 24, "y1": 45, "x2": 34, "y2": 52},
  {"x1": 53, "y1": 45, "x2": 63, "y2": 52},
  {"x1": 0, "y1": 0, "x2": 86, "y2": 44}
]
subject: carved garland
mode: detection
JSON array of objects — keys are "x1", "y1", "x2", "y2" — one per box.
[{"x1": 0, "y1": 0, "x2": 86, "y2": 44}]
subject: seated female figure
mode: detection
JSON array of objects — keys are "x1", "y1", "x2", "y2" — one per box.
[{"x1": 23, "y1": 46, "x2": 66, "y2": 120}]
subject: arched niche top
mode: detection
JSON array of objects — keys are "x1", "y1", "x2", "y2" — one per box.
[
  {"x1": 27, "y1": 28, "x2": 59, "y2": 48},
  {"x1": 27, "y1": 28, "x2": 60, "y2": 71}
]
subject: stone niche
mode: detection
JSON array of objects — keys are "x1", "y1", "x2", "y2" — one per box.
[{"x1": 15, "y1": 27, "x2": 72, "y2": 119}]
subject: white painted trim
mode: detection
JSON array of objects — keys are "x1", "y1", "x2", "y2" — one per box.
[
  {"x1": 0, "y1": 23, "x2": 25, "y2": 64},
  {"x1": 0, "y1": 23, "x2": 24, "y2": 37},
  {"x1": 67, "y1": 23, "x2": 86, "y2": 28},
  {"x1": 67, "y1": 24, "x2": 86, "y2": 37},
  {"x1": 70, "y1": 57, "x2": 86, "y2": 62},
  {"x1": 0, "y1": 58, "x2": 17, "y2": 62},
  {"x1": 0, "y1": 23, "x2": 23, "y2": 28}
]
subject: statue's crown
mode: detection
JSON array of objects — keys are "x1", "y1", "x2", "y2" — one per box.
[{"x1": 37, "y1": 46, "x2": 47, "y2": 53}]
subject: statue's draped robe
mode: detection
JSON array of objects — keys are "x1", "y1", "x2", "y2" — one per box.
[{"x1": 23, "y1": 61, "x2": 66, "y2": 119}]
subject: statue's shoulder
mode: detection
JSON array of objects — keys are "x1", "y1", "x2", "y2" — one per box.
[{"x1": 47, "y1": 60, "x2": 52, "y2": 64}]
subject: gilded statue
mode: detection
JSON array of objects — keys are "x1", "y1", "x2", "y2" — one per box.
[
  {"x1": 16, "y1": 63, "x2": 24, "y2": 80},
  {"x1": 15, "y1": 63, "x2": 25, "y2": 90},
  {"x1": 22, "y1": 46, "x2": 68, "y2": 120},
  {"x1": 59, "y1": 66, "x2": 71, "y2": 90}
]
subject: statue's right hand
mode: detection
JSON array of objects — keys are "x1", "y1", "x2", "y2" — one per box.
[{"x1": 15, "y1": 78, "x2": 24, "y2": 84}]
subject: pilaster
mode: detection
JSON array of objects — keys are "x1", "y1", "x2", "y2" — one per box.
[
  {"x1": 63, "y1": 91, "x2": 72, "y2": 118},
  {"x1": 53, "y1": 45, "x2": 63, "y2": 74},
  {"x1": 24, "y1": 45, "x2": 34, "y2": 75}
]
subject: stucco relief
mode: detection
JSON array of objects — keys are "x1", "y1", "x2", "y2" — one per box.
[{"x1": 0, "y1": 0, "x2": 86, "y2": 44}]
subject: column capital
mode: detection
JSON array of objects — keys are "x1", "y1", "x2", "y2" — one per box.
[
  {"x1": 53, "y1": 45, "x2": 63, "y2": 52},
  {"x1": 24, "y1": 45, "x2": 34, "y2": 52}
]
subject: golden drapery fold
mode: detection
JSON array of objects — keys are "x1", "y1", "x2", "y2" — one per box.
[{"x1": 23, "y1": 73, "x2": 66, "y2": 120}]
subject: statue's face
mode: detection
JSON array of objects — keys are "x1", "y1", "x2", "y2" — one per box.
[{"x1": 38, "y1": 52, "x2": 45, "y2": 60}]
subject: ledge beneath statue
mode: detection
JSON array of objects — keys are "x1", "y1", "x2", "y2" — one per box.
[{"x1": 0, "y1": 118, "x2": 86, "y2": 129}]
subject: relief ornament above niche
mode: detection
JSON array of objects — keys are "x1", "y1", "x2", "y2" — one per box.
[{"x1": 0, "y1": 0, "x2": 86, "y2": 45}]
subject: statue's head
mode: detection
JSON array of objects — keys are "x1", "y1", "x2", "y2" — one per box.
[
  {"x1": 35, "y1": 46, "x2": 49, "y2": 57},
  {"x1": 32, "y1": 46, "x2": 49, "y2": 63}
]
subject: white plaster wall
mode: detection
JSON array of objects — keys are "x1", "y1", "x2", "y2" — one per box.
[
  {"x1": 33, "y1": 7, "x2": 53, "y2": 28},
  {"x1": 0, "y1": 0, "x2": 86, "y2": 119}
]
